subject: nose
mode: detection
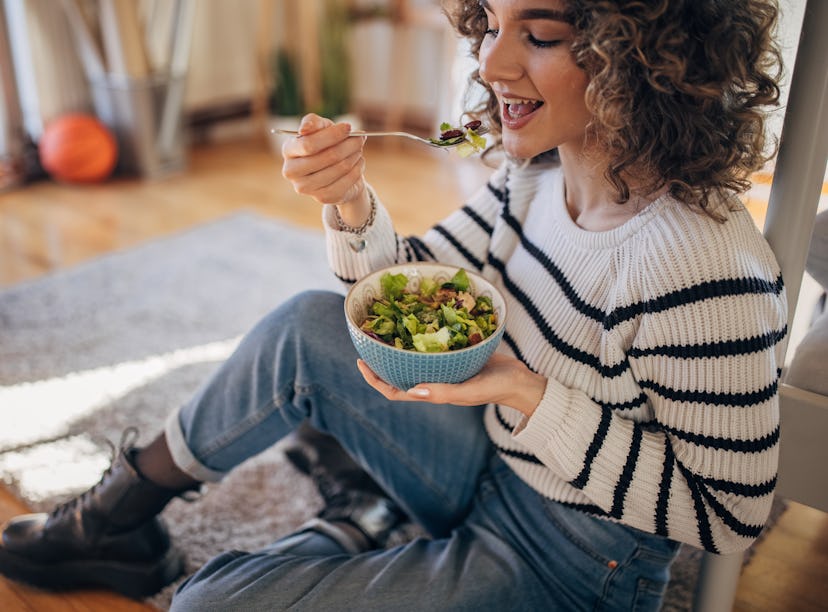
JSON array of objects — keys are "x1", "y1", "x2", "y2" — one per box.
[{"x1": 478, "y1": 35, "x2": 523, "y2": 85}]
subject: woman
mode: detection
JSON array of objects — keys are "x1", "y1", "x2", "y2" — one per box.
[{"x1": 0, "y1": 1, "x2": 786, "y2": 610}]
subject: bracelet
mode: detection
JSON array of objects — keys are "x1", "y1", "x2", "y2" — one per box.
[{"x1": 334, "y1": 190, "x2": 377, "y2": 235}]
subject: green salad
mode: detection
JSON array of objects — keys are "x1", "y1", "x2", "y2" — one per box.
[{"x1": 360, "y1": 268, "x2": 498, "y2": 352}]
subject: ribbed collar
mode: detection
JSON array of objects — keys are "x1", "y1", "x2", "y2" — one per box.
[{"x1": 511, "y1": 163, "x2": 676, "y2": 250}]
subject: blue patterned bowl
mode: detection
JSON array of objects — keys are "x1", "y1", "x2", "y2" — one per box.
[{"x1": 344, "y1": 263, "x2": 506, "y2": 390}]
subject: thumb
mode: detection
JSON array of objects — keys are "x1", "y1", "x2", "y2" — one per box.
[{"x1": 298, "y1": 113, "x2": 334, "y2": 136}]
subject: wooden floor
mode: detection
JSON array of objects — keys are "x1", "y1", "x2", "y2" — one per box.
[{"x1": 0, "y1": 136, "x2": 826, "y2": 611}]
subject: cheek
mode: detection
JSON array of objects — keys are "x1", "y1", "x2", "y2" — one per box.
[
  {"x1": 570, "y1": 75, "x2": 590, "y2": 106},
  {"x1": 546, "y1": 72, "x2": 590, "y2": 121},
  {"x1": 566, "y1": 69, "x2": 590, "y2": 106}
]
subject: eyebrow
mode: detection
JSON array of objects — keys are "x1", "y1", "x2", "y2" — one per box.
[{"x1": 478, "y1": 0, "x2": 574, "y2": 24}]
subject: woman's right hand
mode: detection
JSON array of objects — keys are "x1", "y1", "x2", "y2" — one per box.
[{"x1": 281, "y1": 113, "x2": 369, "y2": 216}]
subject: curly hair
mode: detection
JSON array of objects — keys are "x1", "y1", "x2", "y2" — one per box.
[{"x1": 444, "y1": 0, "x2": 783, "y2": 217}]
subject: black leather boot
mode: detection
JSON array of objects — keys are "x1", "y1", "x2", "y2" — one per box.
[
  {"x1": 283, "y1": 422, "x2": 408, "y2": 550},
  {"x1": 0, "y1": 447, "x2": 188, "y2": 598}
]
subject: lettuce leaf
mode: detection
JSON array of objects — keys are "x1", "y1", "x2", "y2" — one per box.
[
  {"x1": 412, "y1": 326, "x2": 451, "y2": 352},
  {"x1": 381, "y1": 272, "x2": 408, "y2": 301}
]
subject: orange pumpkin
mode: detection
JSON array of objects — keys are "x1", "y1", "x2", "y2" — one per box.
[{"x1": 39, "y1": 114, "x2": 118, "y2": 183}]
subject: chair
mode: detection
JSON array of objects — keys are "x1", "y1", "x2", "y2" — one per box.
[{"x1": 693, "y1": 0, "x2": 828, "y2": 609}]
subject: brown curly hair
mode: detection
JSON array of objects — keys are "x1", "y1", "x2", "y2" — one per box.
[{"x1": 444, "y1": 0, "x2": 783, "y2": 217}]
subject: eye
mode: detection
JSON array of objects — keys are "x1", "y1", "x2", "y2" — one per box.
[
  {"x1": 484, "y1": 27, "x2": 499, "y2": 39},
  {"x1": 528, "y1": 34, "x2": 563, "y2": 49}
]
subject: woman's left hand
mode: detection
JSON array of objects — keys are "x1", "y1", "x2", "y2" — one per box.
[{"x1": 356, "y1": 353, "x2": 547, "y2": 417}]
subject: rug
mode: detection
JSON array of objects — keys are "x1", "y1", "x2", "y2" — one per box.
[{"x1": 0, "y1": 213, "x2": 783, "y2": 610}]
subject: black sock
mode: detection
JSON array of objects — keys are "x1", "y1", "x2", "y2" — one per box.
[{"x1": 133, "y1": 433, "x2": 201, "y2": 492}]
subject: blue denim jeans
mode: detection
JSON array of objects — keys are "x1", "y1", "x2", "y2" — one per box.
[{"x1": 165, "y1": 291, "x2": 679, "y2": 612}]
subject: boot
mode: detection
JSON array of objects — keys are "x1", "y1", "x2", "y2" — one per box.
[
  {"x1": 283, "y1": 422, "x2": 408, "y2": 550},
  {"x1": 0, "y1": 447, "x2": 188, "y2": 598}
]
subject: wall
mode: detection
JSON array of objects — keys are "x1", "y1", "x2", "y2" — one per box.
[
  {"x1": 184, "y1": 0, "x2": 260, "y2": 111},
  {"x1": 182, "y1": 0, "x2": 452, "y2": 122},
  {"x1": 770, "y1": 0, "x2": 808, "y2": 146}
]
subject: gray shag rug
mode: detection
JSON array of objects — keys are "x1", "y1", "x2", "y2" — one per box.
[{"x1": 0, "y1": 213, "x2": 783, "y2": 610}]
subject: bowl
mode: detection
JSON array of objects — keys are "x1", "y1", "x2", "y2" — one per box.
[{"x1": 344, "y1": 263, "x2": 506, "y2": 389}]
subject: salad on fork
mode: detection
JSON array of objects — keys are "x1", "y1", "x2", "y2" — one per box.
[{"x1": 272, "y1": 119, "x2": 488, "y2": 156}]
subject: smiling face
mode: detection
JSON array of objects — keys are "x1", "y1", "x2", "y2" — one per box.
[{"x1": 478, "y1": 0, "x2": 592, "y2": 160}]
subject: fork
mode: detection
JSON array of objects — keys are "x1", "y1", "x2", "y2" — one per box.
[{"x1": 270, "y1": 126, "x2": 490, "y2": 149}]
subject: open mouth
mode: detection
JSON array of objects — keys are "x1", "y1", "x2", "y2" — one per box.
[{"x1": 503, "y1": 98, "x2": 544, "y2": 121}]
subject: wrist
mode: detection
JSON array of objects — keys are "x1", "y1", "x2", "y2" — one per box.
[
  {"x1": 334, "y1": 188, "x2": 375, "y2": 234},
  {"x1": 512, "y1": 369, "x2": 547, "y2": 417}
]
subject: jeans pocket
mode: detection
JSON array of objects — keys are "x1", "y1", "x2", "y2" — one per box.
[{"x1": 540, "y1": 498, "x2": 639, "y2": 566}]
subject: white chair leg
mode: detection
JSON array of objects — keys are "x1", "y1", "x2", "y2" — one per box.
[{"x1": 692, "y1": 551, "x2": 743, "y2": 612}]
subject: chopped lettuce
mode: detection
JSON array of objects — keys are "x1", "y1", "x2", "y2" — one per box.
[
  {"x1": 381, "y1": 272, "x2": 408, "y2": 301},
  {"x1": 454, "y1": 129, "x2": 487, "y2": 158},
  {"x1": 359, "y1": 268, "x2": 499, "y2": 353},
  {"x1": 412, "y1": 326, "x2": 451, "y2": 353},
  {"x1": 447, "y1": 268, "x2": 470, "y2": 291}
]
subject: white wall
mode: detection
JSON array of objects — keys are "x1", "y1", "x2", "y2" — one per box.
[
  {"x1": 183, "y1": 0, "x2": 452, "y2": 119},
  {"x1": 769, "y1": 0, "x2": 808, "y2": 145},
  {"x1": 184, "y1": 0, "x2": 260, "y2": 110}
]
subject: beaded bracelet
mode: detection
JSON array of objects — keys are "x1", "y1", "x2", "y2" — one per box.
[{"x1": 333, "y1": 190, "x2": 377, "y2": 234}]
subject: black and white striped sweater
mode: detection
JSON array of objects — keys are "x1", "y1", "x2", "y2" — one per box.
[{"x1": 323, "y1": 159, "x2": 787, "y2": 554}]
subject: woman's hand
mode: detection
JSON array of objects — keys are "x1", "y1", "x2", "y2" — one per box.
[
  {"x1": 281, "y1": 113, "x2": 371, "y2": 224},
  {"x1": 357, "y1": 353, "x2": 548, "y2": 417}
]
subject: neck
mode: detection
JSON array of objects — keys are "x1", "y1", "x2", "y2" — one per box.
[{"x1": 557, "y1": 147, "x2": 662, "y2": 232}]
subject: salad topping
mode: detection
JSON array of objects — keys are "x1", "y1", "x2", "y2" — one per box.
[
  {"x1": 429, "y1": 120, "x2": 487, "y2": 157},
  {"x1": 360, "y1": 269, "x2": 498, "y2": 353}
]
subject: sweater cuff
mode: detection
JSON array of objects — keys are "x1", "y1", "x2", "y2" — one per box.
[
  {"x1": 512, "y1": 377, "x2": 570, "y2": 454},
  {"x1": 323, "y1": 185, "x2": 397, "y2": 280}
]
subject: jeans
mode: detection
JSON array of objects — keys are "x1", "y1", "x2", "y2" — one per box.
[{"x1": 165, "y1": 291, "x2": 679, "y2": 612}]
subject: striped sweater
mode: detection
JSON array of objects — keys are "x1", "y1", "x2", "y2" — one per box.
[{"x1": 323, "y1": 159, "x2": 787, "y2": 554}]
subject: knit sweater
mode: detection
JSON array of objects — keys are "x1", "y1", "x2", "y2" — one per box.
[{"x1": 322, "y1": 159, "x2": 787, "y2": 554}]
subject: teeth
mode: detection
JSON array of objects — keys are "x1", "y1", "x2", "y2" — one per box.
[{"x1": 503, "y1": 97, "x2": 537, "y2": 105}]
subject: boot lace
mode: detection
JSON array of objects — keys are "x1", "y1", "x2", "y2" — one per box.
[{"x1": 49, "y1": 427, "x2": 140, "y2": 520}]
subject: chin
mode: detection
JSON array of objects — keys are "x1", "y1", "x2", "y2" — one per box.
[{"x1": 501, "y1": 135, "x2": 547, "y2": 161}]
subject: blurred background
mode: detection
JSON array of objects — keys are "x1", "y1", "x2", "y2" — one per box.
[
  {"x1": 0, "y1": 0, "x2": 810, "y2": 179},
  {"x1": 0, "y1": 0, "x2": 484, "y2": 183}
]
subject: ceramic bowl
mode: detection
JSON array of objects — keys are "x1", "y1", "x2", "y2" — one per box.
[{"x1": 344, "y1": 263, "x2": 506, "y2": 389}]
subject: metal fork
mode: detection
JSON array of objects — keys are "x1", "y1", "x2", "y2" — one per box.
[{"x1": 271, "y1": 126, "x2": 490, "y2": 149}]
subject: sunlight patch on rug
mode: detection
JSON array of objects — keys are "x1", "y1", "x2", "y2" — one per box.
[
  {"x1": 0, "y1": 337, "x2": 240, "y2": 451},
  {"x1": 0, "y1": 435, "x2": 111, "y2": 503}
]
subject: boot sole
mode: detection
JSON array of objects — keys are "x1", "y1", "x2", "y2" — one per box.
[{"x1": 0, "y1": 544, "x2": 185, "y2": 599}]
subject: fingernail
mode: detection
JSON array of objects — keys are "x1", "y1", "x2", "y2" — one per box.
[{"x1": 407, "y1": 387, "x2": 430, "y2": 398}]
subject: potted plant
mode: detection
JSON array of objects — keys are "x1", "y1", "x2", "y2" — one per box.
[
  {"x1": 267, "y1": 48, "x2": 304, "y2": 153},
  {"x1": 317, "y1": 0, "x2": 353, "y2": 120},
  {"x1": 269, "y1": 49, "x2": 303, "y2": 119},
  {"x1": 267, "y1": 0, "x2": 359, "y2": 155}
]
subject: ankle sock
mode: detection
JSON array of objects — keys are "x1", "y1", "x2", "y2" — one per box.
[{"x1": 133, "y1": 435, "x2": 201, "y2": 492}]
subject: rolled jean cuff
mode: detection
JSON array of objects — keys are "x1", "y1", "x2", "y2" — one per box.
[{"x1": 165, "y1": 408, "x2": 225, "y2": 483}]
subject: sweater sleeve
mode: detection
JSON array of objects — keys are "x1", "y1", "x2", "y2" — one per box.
[
  {"x1": 514, "y1": 211, "x2": 788, "y2": 554},
  {"x1": 324, "y1": 165, "x2": 510, "y2": 284},
  {"x1": 323, "y1": 184, "x2": 399, "y2": 283}
]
